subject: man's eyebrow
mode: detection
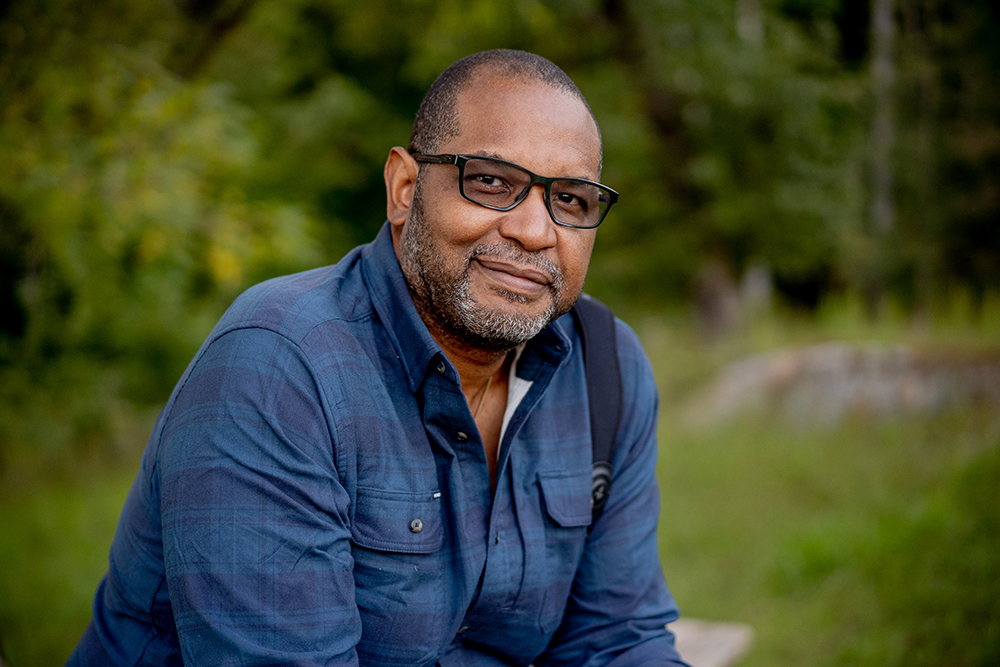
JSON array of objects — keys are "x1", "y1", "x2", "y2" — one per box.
[
  {"x1": 470, "y1": 149, "x2": 505, "y2": 160},
  {"x1": 467, "y1": 150, "x2": 598, "y2": 181}
]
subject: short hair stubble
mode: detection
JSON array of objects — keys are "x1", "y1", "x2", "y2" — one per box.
[{"x1": 407, "y1": 49, "x2": 601, "y2": 161}]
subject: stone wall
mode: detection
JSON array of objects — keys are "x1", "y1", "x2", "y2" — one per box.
[{"x1": 687, "y1": 343, "x2": 1000, "y2": 426}]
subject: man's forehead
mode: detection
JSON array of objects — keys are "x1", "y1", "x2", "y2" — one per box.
[
  {"x1": 448, "y1": 73, "x2": 602, "y2": 175},
  {"x1": 454, "y1": 71, "x2": 588, "y2": 121}
]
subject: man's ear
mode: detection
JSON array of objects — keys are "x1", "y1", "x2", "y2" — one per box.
[{"x1": 384, "y1": 147, "x2": 420, "y2": 228}]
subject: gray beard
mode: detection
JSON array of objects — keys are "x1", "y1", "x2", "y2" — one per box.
[{"x1": 399, "y1": 190, "x2": 566, "y2": 353}]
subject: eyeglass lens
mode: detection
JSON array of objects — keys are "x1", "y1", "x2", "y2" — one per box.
[{"x1": 460, "y1": 158, "x2": 612, "y2": 228}]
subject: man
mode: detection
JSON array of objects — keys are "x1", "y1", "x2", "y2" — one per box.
[{"x1": 69, "y1": 49, "x2": 689, "y2": 666}]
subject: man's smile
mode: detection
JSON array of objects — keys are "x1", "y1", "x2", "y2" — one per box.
[{"x1": 473, "y1": 257, "x2": 554, "y2": 298}]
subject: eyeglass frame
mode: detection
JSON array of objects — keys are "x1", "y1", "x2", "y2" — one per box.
[{"x1": 409, "y1": 152, "x2": 619, "y2": 229}]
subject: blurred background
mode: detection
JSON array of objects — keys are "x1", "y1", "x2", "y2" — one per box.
[{"x1": 0, "y1": 0, "x2": 998, "y2": 665}]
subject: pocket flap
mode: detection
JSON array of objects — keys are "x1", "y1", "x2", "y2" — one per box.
[
  {"x1": 538, "y1": 470, "x2": 593, "y2": 528},
  {"x1": 351, "y1": 487, "x2": 444, "y2": 554}
]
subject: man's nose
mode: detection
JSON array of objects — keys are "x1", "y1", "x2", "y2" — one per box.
[{"x1": 497, "y1": 184, "x2": 557, "y2": 251}]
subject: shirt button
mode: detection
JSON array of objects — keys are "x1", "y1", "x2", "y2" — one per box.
[
  {"x1": 436, "y1": 360, "x2": 446, "y2": 374},
  {"x1": 458, "y1": 626, "x2": 470, "y2": 634},
  {"x1": 456, "y1": 431, "x2": 468, "y2": 442},
  {"x1": 409, "y1": 518, "x2": 423, "y2": 533}
]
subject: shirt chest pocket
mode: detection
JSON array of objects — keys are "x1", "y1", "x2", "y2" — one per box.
[
  {"x1": 532, "y1": 469, "x2": 592, "y2": 634},
  {"x1": 538, "y1": 469, "x2": 593, "y2": 530},
  {"x1": 350, "y1": 487, "x2": 448, "y2": 664},
  {"x1": 535, "y1": 470, "x2": 592, "y2": 579},
  {"x1": 350, "y1": 487, "x2": 445, "y2": 553}
]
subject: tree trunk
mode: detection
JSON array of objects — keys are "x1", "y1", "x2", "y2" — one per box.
[{"x1": 867, "y1": 0, "x2": 897, "y2": 317}]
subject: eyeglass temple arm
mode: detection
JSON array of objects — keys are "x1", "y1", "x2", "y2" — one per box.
[{"x1": 409, "y1": 153, "x2": 458, "y2": 165}]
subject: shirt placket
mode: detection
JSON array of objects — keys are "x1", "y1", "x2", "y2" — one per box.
[
  {"x1": 450, "y1": 343, "x2": 566, "y2": 647},
  {"x1": 418, "y1": 353, "x2": 494, "y2": 627}
]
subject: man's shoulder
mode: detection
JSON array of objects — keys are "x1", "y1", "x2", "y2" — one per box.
[{"x1": 212, "y1": 245, "x2": 372, "y2": 345}]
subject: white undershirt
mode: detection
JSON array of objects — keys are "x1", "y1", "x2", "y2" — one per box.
[{"x1": 499, "y1": 344, "x2": 532, "y2": 449}]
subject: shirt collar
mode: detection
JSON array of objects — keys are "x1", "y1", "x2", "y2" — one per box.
[
  {"x1": 361, "y1": 223, "x2": 444, "y2": 393},
  {"x1": 360, "y1": 222, "x2": 573, "y2": 393}
]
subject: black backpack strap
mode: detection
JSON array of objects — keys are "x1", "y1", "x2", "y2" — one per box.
[{"x1": 571, "y1": 294, "x2": 623, "y2": 528}]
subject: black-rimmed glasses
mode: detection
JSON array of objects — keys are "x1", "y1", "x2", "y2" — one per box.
[{"x1": 410, "y1": 153, "x2": 619, "y2": 229}]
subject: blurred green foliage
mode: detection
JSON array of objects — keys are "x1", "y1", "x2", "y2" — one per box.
[
  {"x1": 857, "y1": 443, "x2": 1000, "y2": 666},
  {"x1": 0, "y1": 470, "x2": 135, "y2": 666},
  {"x1": 657, "y1": 413, "x2": 999, "y2": 667},
  {"x1": 645, "y1": 304, "x2": 1000, "y2": 667},
  {"x1": 2, "y1": 0, "x2": 999, "y2": 475}
]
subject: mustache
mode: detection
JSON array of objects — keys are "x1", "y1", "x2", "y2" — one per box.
[{"x1": 468, "y1": 243, "x2": 563, "y2": 288}]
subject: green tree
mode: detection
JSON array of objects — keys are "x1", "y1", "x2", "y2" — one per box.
[
  {"x1": 0, "y1": 0, "x2": 319, "y2": 476},
  {"x1": 1, "y1": 0, "x2": 998, "y2": 475}
]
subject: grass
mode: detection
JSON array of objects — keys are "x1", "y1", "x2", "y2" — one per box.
[
  {"x1": 0, "y1": 468, "x2": 137, "y2": 666},
  {"x1": 642, "y1": 297, "x2": 1000, "y2": 666},
  {"x1": 656, "y1": 411, "x2": 998, "y2": 666},
  {"x1": 0, "y1": 298, "x2": 997, "y2": 666}
]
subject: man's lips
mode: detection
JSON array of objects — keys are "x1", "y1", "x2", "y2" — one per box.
[{"x1": 474, "y1": 258, "x2": 554, "y2": 295}]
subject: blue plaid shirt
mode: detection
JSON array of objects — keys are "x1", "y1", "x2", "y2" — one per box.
[{"x1": 69, "y1": 223, "x2": 687, "y2": 667}]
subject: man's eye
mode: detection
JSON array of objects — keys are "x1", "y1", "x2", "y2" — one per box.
[
  {"x1": 466, "y1": 173, "x2": 509, "y2": 191},
  {"x1": 555, "y1": 192, "x2": 586, "y2": 210}
]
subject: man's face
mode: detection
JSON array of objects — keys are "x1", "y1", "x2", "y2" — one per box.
[{"x1": 396, "y1": 76, "x2": 601, "y2": 353}]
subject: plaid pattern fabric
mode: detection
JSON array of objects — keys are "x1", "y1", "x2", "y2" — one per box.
[{"x1": 68, "y1": 223, "x2": 687, "y2": 667}]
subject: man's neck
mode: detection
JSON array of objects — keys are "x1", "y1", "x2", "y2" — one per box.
[{"x1": 427, "y1": 322, "x2": 511, "y2": 396}]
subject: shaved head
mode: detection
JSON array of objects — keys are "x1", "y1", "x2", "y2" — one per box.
[{"x1": 407, "y1": 49, "x2": 601, "y2": 162}]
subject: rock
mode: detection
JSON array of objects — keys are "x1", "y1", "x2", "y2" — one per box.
[
  {"x1": 686, "y1": 342, "x2": 1000, "y2": 426},
  {"x1": 669, "y1": 618, "x2": 754, "y2": 667}
]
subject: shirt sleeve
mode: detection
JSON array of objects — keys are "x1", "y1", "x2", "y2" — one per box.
[
  {"x1": 535, "y1": 322, "x2": 691, "y2": 667},
  {"x1": 157, "y1": 326, "x2": 361, "y2": 666}
]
